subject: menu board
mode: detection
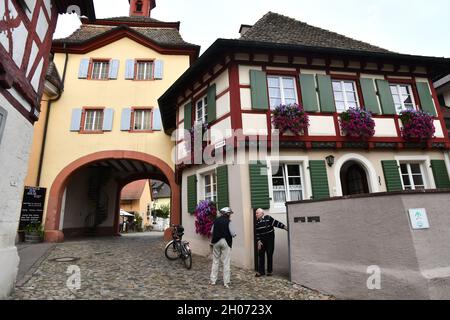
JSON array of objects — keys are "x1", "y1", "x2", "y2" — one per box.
[{"x1": 19, "y1": 187, "x2": 47, "y2": 230}]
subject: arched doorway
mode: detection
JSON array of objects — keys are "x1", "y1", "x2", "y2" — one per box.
[
  {"x1": 44, "y1": 151, "x2": 180, "y2": 242},
  {"x1": 340, "y1": 161, "x2": 370, "y2": 196}
]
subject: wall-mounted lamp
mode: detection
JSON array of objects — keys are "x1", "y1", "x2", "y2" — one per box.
[{"x1": 325, "y1": 155, "x2": 335, "y2": 167}]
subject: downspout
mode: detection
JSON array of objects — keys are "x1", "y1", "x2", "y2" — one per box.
[{"x1": 36, "y1": 43, "x2": 69, "y2": 186}]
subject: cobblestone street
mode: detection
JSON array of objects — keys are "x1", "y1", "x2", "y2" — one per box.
[{"x1": 11, "y1": 233, "x2": 334, "y2": 300}]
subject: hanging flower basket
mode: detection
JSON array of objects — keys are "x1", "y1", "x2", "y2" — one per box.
[
  {"x1": 399, "y1": 109, "x2": 435, "y2": 141},
  {"x1": 272, "y1": 103, "x2": 309, "y2": 135},
  {"x1": 339, "y1": 107, "x2": 375, "y2": 140},
  {"x1": 193, "y1": 200, "x2": 217, "y2": 237}
]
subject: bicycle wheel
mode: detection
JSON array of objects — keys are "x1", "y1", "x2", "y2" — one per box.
[
  {"x1": 165, "y1": 240, "x2": 180, "y2": 260},
  {"x1": 182, "y1": 243, "x2": 192, "y2": 270}
]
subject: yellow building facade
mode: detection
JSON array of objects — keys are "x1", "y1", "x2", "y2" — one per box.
[{"x1": 30, "y1": 3, "x2": 199, "y2": 241}]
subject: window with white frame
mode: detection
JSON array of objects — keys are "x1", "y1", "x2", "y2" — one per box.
[
  {"x1": 400, "y1": 162, "x2": 425, "y2": 190},
  {"x1": 390, "y1": 84, "x2": 416, "y2": 114},
  {"x1": 271, "y1": 164, "x2": 304, "y2": 204},
  {"x1": 84, "y1": 109, "x2": 103, "y2": 131},
  {"x1": 133, "y1": 109, "x2": 152, "y2": 131},
  {"x1": 91, "y1": 60, "x2": 109, "y2": 80},
  {"x1": 196, "y1": 96, "x2": 208, "y2": 124},
  {"x1": 267, "y1": 76, "x2": 298, "y2": 109},
  {"x1": 332, "y1": 80, "x2": 360, "y2": 112},
  {"x1": 204, "y1": 172, "x2": 217, "y2": 202},
  {"x1": 136, "y1": 61, "x2": 153, "y2": 80}
]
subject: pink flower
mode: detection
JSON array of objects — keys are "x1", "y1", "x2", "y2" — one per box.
[{"x1": 339, "y1": 107, "x2": 375, "y2": 140}]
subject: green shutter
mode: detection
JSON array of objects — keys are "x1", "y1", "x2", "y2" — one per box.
[
  {"x1": 376, "y1": 80, "x2": 396, "y2": 115},
  {"x1": 360, "y1": 78, "x2": 381, "y2": 114},
  {"x1": 250, "y1": 70, "x2": 269, "y2": 110},
  {"x1": 416, "y1": 82, "x2": 437, "y2": 116},
  {"x1": 249, "y1": 162, "x2": 270, "y2": 209},
  {"x1": 431, "y1": 160, "x2": 450, "y2": 189},
  {"x1": 309, "y1": 161, "x2": 330, "y2": 200},
  {"x1": 381, "y1": 160, "x2": 403, "y2": 192},
  {"x1": 217, "y1": 165, "x2": 229, "y2": 209},
  {"x1": 300, "y1": 74, "x2": 319, "y2": 112},
  {"x1": 184, "y1": 102, "x2": 192, "y2": 129},
  {"x1": 317, "y1": 75, "x2": 336, "y2": 113},
  {"x1": 207, "y1": 84, "x2": 217, "y2": 122},
  {"x1": 187, "y1": 175, "x2": 197, "y2": 214}
]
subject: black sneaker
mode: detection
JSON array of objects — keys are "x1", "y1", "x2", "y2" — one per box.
[{"x1": 255, "y1": 273, "x2": 264, "y2": 277}]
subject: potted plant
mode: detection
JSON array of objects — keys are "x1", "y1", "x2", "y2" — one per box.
[
  {"x1": 339, "y1": 107, "x2": 375, "y2": 140},
  {"x1": 272, "y1": 103, "x2": 309, "y2": 135},
  {"x1": 399, "y1": 109, "x2": 435, "y2": 142},
  {"x1": 193, "y1": 200, "x2": 217, "y2": 237},
  {"x1": 24, "y1": 223, "x2": 44, "y2": 243}
]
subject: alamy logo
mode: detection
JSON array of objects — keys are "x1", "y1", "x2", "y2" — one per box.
[
  {"x1": 66, "y1": 265, "x2": 81, "y2": 290},
  {"x1": 366, "y1": 265, "x2": 381, "y2": 290}
]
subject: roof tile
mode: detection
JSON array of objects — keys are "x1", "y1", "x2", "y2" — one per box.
[{"x1": 240, "y1": 12, "x2": 390, "y2": 53}]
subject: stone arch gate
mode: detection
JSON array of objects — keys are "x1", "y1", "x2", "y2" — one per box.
[{"x1": 44, "y1": 150, "x2": 180, "y2": 242}]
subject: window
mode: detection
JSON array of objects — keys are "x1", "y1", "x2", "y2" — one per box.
[
  {"x1": 136, "y1": 61, "x2": 153, "y2": 80},
  {"x1": 332, "y1": 80, "x2": 360, "y2": 112},
  {"x1": 400, "y1": 163, "x2": 425, "y2": 190},
  {"x1": 204, "y1": 172, "x2": 217, "y2": 202},
  {"x1": 271, "y1": 164, "x2": 303, "y2": 204},
  {"x1": 135, "y1": 0, "x2": 143, "y2": 12},
  {"x1": 0, "y1": 106, "x2": 7, "y2": 145},
  {"x1": 83, "y1": 109, "x2": 103, "y2": 131},
  {"x1": 91, "y1": 60, "x2": 110, "y2": 80},
  {"x1": 267, "y1": 76, "x2": 298, "y2": 109},
  {"x1": 196, "y1": 96, "x2": 208, "y2": 124},
  {"x1": 132, "y1": 109, "x2": 152, "y2": 131},
  {"x1": 390, "y1": 84, "x2": 416, "y2": 114}
]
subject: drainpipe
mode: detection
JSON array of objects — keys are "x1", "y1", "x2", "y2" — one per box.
[{"x1": 36, "y1": 44, "x2": 69, "y2": 186}]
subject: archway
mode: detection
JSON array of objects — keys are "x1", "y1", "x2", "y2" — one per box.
[
  {"x1": 333, "y1": 153, "x2": 380, "y2": 197},
  {"x1": 44, "y1": 151, "x2": 180, "y2": 242},
  {"x1": 340, "y1": 161, "x2": 370, "y2": 196}
]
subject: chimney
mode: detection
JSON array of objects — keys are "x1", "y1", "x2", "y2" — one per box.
[
  {"x1": 239, "y1": 24, "x2": 253, "y2": 37},
  {"x1": 129, "y1": 0, "x2": 156, "y2": 17}
]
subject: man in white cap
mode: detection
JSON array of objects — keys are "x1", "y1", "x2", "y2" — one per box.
[{"x1": 210, "y1": 207, "x2": 236, "y2": 288}]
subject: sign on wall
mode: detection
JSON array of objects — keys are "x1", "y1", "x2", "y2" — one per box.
[
  {"x1": 19, "y1": 187, "x2": 47, "y2": 230},
  {"x1": 408, "y1": 208, "x2": 430, "y2": 230}
]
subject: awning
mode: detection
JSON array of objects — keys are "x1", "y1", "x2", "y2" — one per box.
[{"x1": 120, "y1": 209, "x2": 134, "y2": 217}]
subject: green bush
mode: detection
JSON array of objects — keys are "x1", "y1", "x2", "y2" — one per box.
[
  {"x1": 24, "y1": 223, "x2": 44, "y2": 238},
  {"x1": 152, "y1": 205, "x2": 170, "y2": 219},
  {"x1": 134, "y1": 213, "x2": 143, "y2": 232}
]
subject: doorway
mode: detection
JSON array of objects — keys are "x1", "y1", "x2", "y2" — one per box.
[{"x1": 340, "y1": 161, "x2": 370, "y2": 196}]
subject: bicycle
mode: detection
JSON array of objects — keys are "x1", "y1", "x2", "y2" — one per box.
[{"x1": 164, "y1": 224, "x2": 192, "y2": 269}]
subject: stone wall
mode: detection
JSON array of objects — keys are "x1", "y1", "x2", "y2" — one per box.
[
  {"x1": 287, "y1": 190, "x2": 450, "y2": 300},
  {"x1": 0, "y1": 97, "x2": 34, "y2": 298}
]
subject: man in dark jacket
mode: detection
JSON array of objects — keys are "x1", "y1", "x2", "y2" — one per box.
[
  {"x1": 210, "y1": 207, "x2": 236, "y2": 288},
  {"x1": 255, "y1": 208, "x2": 288, "y2": 277}
]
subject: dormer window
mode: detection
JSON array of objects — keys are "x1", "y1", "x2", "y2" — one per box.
[{"x1": 136, "y1": 0, "x2": 143, "y2": 12}]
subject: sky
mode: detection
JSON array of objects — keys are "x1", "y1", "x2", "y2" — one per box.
[{"x1": 54, "y1": 0, "x2": 450, "y2": 57}]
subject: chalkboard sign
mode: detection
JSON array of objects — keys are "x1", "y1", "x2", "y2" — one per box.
[{"x1": 19, "y1": 187, "x2": 47, "y2": 230}]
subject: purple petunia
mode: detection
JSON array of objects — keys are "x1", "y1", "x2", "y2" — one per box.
[
  {"x1": 399, "y1": 109, "x2": 435, "y2": 141},
  {"x1": 339, "y1": 107, "x2": 375, "y2": 140},
  {"x1": 193, "y1": 200, "x2": 217, "y2": 238},
  {"x1": 272, "y1": 103, "x2": 310, "y2": 135}
]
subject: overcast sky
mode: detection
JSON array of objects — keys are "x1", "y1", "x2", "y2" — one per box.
[{"x1": 54, "y1": 0, "x2": 450, "y2": 57}]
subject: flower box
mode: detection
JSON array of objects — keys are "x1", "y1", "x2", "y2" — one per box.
[
  {"x1": 399, "y1": 109, "x2": 435, "y2": 141},
  {"x1": 339, "y1": 107, "x2": 375, "y2": 140},
  {"x1": 272, "y1": 103, "x2": 309, "y2": 135}
]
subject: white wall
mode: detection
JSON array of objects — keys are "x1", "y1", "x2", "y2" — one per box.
[
  {"x1": 0, "y1": 95, "x2": 34, "y2": 298},
  {"x1": 63, "y1": 167, "x2": 117, "y2": 230}
]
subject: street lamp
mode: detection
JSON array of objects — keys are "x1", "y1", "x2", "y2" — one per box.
[{"x1": 325, "y1": 155, "x2": 335, "y2": 168}]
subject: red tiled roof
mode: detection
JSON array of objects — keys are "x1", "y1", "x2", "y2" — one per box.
[{"x1": 121, "y1": 180, "x2": 148, "y2": 200}]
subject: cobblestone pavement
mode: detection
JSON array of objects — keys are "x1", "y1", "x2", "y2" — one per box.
[{"x1": 11, "y1": 233, "x2": 334, "y2": 300}]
